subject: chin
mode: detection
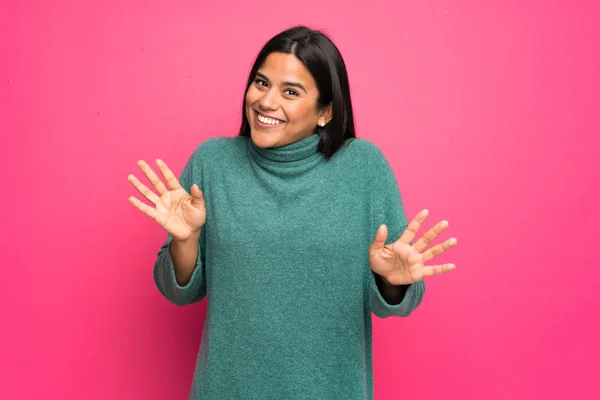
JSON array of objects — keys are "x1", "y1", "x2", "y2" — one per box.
[{"x1": 250, "y1": 130, "x2": 281, "y2": 148}]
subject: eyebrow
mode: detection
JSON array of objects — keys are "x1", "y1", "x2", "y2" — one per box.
[{"x1": 255, "y1": 72, "x2": 307, "y2": 94}]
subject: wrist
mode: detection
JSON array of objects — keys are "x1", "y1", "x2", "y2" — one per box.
[
  {"x1": 374, "y1": 273, "x2": 411, "y2": 305},
  {"x1": 173, "y1": 230, "x2": 201, "y2": 245},
  {"x1": 378, "y1": 273, "x2": 410, "y2": 288}
]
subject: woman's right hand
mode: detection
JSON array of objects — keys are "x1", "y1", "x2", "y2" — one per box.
[{"x1": 127, "y1": 159, "x2": 206, "y2": 242}]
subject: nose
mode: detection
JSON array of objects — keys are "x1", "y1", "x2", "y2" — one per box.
[{"x1": 258, "y1": 88, "x2": 278, "y2": 111}]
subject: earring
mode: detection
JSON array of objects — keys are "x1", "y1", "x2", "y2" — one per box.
[{"x1": 319, "y1": 122, "x2": 325, "y2": 127}]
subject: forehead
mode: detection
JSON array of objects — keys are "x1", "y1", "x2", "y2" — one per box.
[{"x1": 258, "y1": 52, "x2": 317, "y2": 89}]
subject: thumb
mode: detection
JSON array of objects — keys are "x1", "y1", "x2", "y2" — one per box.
[
  {"x1": 190, "y1": 184, "x2": 204, "y2": 205},
  {"x1": 370, "y1": 224, "x2": 388, "y2": 251}
]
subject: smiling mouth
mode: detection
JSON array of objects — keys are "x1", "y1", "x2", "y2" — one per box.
[{"x1": 255, "y1": 111, "x2": 285, "y2": 126}]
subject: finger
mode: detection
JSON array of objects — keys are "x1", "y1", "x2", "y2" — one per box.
[
  {"x1": 128, "y1": 174, "x2": 162, "y2": 206},
  {"x1": 398, "y1": 209, "x2": 429, "y2": 245},
  {"x1": 190, "y1": 184, "x2": 205, "y2": 207},
  {"x1": 413, "y1": 220, "x2": 449, "y2": 253},
  {"x1": 368, "y1": 224, "x2": 388, "y2": 255},
  {"x1": 156, "y1": 159, "x2": 183, "y2": 191},
  {"x1": 191, "y1": 184, "x2": 204, "y2": 199},
  {"x1": 137, "y1": 160, "x2": 168, "y2": 195},
  {"x1": 421, "y1": 237, "x2": 458, "y2": 263},
  {"x1": 422, "y1": 263, "x2": 456, "y2": 277},
  {"x1": 128, "y1": 196, "x2": 158, "y2": 220}
]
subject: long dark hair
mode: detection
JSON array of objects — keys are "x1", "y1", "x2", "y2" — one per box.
[{"x1": 238, "y1": 26, "x2": 356, "y2": 159}]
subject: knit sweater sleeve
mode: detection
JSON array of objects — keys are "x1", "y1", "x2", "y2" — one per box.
[
  {"x1": 368, "y1": 144, "x2": 425, "y2": 318},
  {"x1": 153, "y1": 147, "x2": 207, "y2": 306}
]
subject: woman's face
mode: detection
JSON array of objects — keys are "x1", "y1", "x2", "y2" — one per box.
[{"x1": 245, "y1": 52, "x2": 332, "y2": 149}]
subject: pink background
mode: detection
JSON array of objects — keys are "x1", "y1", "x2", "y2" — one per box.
[{"x1": 1, "y1": 0, "x2": 598, "y2": 399}]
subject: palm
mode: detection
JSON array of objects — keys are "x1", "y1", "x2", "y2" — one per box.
[
  {"x1": 369, "y1": 210, "x2": 458, "y2": 285},
  {"x1": 154, "y1": 187, "x2": 206, "y2": 241},
  {"x1": 369, "y1": 240, "x2": 426, "y2": 285},
  {"x1": 127, "y1": 159, "x2": 206, "y2": 242}
]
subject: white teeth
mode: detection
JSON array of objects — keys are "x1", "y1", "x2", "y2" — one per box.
[{"x1": 257, "y1": 113, "x2": 282, "y2": 125}]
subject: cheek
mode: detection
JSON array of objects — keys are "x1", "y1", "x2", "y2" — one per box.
[
  {"x1": 246, "y1": 85, "x2": 260, "y2": 104},
  {"x1": 286, "y1": 104, "x2": 315, "y2": 122},
  {"x1": 245, "y1": 90, "x2": 255, "y2": 114}
]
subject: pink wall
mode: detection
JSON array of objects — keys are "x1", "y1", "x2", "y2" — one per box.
[{"x1": 1, "y1": 0, "x2": 598, "y2": 398}]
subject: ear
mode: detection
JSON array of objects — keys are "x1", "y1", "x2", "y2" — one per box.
[{"x1": 318, "y1": 102, "x2": 333, "y2": 126}]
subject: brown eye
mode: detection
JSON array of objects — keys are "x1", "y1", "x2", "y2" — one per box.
[
  {"x1": 254, "y1": 78, "x2": 267, "y2": 87},
  {"x1": 284, "y1": 89, "x2": 299, "y2": 96}
]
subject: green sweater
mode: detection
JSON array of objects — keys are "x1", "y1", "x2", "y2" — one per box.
[{"x1": 154, "y1": 132, "x2": 425, "y2": 400}]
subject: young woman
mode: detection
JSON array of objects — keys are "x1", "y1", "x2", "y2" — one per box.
[{"x1": 128, "y1": 25, "x2": 457, "y2": 400}]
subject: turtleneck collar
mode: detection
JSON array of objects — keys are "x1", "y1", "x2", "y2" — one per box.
[{"x1": 247, "y1": 132, "x2": 323, "y2": 170}]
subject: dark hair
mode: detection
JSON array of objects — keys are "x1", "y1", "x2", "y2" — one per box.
[{"x1": 238, "y1": 26, "x2": 356, "y2": 159}]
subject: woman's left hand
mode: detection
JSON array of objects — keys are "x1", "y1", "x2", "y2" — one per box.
[{"x1": 369, "y1": 209, "x2": 458, "y2": 286}]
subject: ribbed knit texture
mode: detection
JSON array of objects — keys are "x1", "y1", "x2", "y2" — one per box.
[{"x1": 154, "y1": 132, "x2": 426, "y2": 400}]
